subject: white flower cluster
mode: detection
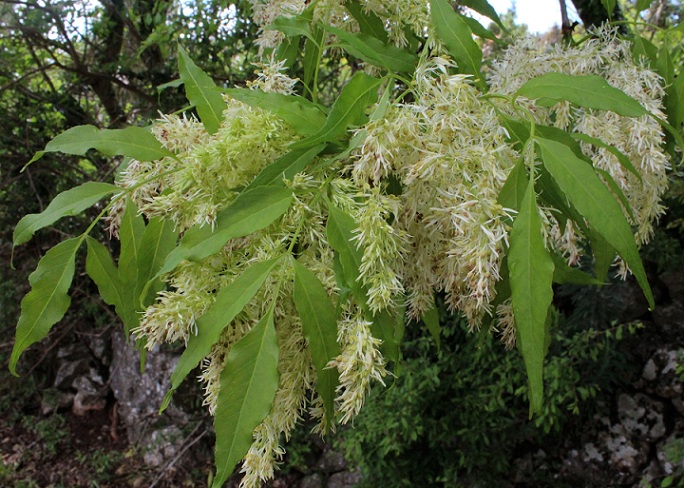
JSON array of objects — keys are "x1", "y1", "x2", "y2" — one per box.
[
  {"x1": 112, "y1": 17, "x2": 671, "y2": 487},
  {"x1": 353, "y1": 58, "x2": 516, "y2": 326},
  {"x1": 489, "y1": 29, "x2": 670, "y2": 261},
  {"x1": 110, "y1": 100, "x2": 297, "y2": 234},
  {"x1": 248, "y1": 0, "x2": 431, "y2": 48}
]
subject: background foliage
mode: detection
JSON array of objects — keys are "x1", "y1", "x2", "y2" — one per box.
[{"x1": 2, "y1": 0, "x2": 684, "y2": 487}]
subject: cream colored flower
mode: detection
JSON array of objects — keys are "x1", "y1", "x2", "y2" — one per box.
[{"x1": 489, "y1": 27, "x2": 669, "y2": 252}]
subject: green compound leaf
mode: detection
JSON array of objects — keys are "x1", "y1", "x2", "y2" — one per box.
[
  {"x1": 632, "y1": 35, "x2": 658, "y2": 65},
  {"x1": 10, "y1": 238, "x2": 81, "y2": 375},
  {"x1": 157, "y1": 186, "x2": 293, "y2": 277},
  {"x1": 537, "y1": 165, "x2": 585, "y2": 232},
  {"x1": 498, "y1": 158, "x2": 528, "y2": 212},
  {"x1": 135, "y1": 217, "x2": 177, "y2": 308},
  {"x1": 322, "y1": 25, "x2": 418, "y2": 73},
  {"x1": 246, "y1": 145, "x2": 325, "y2": 191},
  {"x1": 430, "y1": 0, "x2": 484, "y2": 87},
  {"x1": 462, "y1": 16, "x2": 499, "y2": 42},
  {"x1": 326, "y1": 205, "x2": 400, "y2": 359},
  {"x1": 551, "y1": 253, "x2": 602, "y2": 286},
  {"x1": 508, "y1": 173, "x2": 555, "y2": 416},
  {"x1": 589, "y1": 226, "x2": 616, "y2": 284},
  {"x1": 600, "y1": 0, "x2": 616, "y2": 16},
  {"x1": 370, "y1": 309, "x2": 401, "y2": 362},
  {"x1": 345, "y1": 0, "x2": 388, "y2": 42},
  {"x1": 212, "y1": 309, "x2": 280, "y2": 488},
  {"x1": 85, "y1": 237, "x2": 125, "y2": 313},
  {"x1": 636, "y1": 0, "x2": 655, "y2": 12},
  {"x1": 393, "y1": 299, "x2": 406, "y2": 346},
  {"x1": 275, "y1": 35, "x2": 301, "y2": 69},
  {"x1": 118, "y1": 201, "x2": 146, "y2": 335},
  {"x1": 26, "y1": 125, "x2": 173, "y2": 166},
  {"x1": 326, "y1": 205, "x2": 364, "y2": 299},
  {"x1": 460, "y1": 0, "x2": 507, "y2": 31},
  {"x1": 421, "y1": 305, "x2": 441, "y2": 349},
  {"x1": 224, "y1": 88, "x2": 327, "y2": 136},
  {"x1": 655, "y1": 43, "x2": 675, "y2": 87},
  {"x1": 161, "y1": 257, "x2": 282, "y2": 411},
  {"x1": 266, "y1": 14, "x2": 315, "y2": 42},
  {"x1": 594, "y1": 167, "x2": 636, "y2": 221},
  {"x1": 303, "y1": 25, "x2": 325, "y2": 91},
  {"x1": 535, "y1": 126, "x2": 590, "y2": 162},
  {"x1": 499, "y1": 115, "x2": 531, "y2": 148},
  {"x1": 516, "y1": 73, "x2": 647, "y2": 117},
  {"x1": 291, "y1": 72, "x2": 382, "y2": 149},
  {"x1": 371, "y1": 83, "x2": 393, "y2": 123},
  {"x1": 331, "y1": 254, "x2": 352, "y2": 318},
  {"x1": 666, "y1": 74, "x2": 684, "y2": 140},
  {"x1": 292, "y1": 259, "x2": 340, "y2": 425},
  {"x1": 14, "y1": 182, "x2": 118, "y2": 246},
  {"x1": 87, "y1": 214, "x2": 177, "y2": 334},
  {"x1": 118, "y1": 200, "x2": 145, "y2": 286},
  {"x1": 536, "y1": 137, "x2": 654, "y2": 309},
  {"x1": 571, "y1": 133, "x2": 642, "y2": 183},
  {"x1": 178, "y1": 45, "x2": 225, "y2": 134},
  {"x1": 499, "y1": 115, "x2": 588, "y2": 162}
]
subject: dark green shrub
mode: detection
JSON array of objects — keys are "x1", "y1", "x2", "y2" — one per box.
[{"x1": 341, "y1": 307, "x2": 637, "y2": 487}]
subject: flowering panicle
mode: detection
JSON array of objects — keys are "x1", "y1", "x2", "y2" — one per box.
[
  {"x1": 240, "y1": 294, "x2": 315, "y2": 487},
  {"x1": 110, "y1": 98, "x2": 297, "y2": 233},
  {"x1": 496, "y1": 298, "x2": 517, "y2": 350},
  {"x1": 311, "y1": 0, "x2": 349, "y2": 29},
  {"x1": 248, "y1": 0, "x2": 307, "y2": 49},
  {"x1": 134, "y1": 258, "x2": 227, "y2": 348},
  {"x1": 248, "y1": 0, "x2": 433, "y2": 49},
  {"x1": 361, "y1": 0, "x2": 429, "y2": 46},
  {"x1": 549, "y1": 219, "x2": 583, "y2": 266},
  {"x1": 248, "y1": 57, "x2": 299, "y2": 95},
  {"x1": 350, "y1": 188, "x2": 406, "y2": 312},
  {"x1": 354, "y1": 58, "x2": 516, "y2": 324},
  {"x1": 200, "y1": 317, "x2": 255, "y2": 415},
  {"x1": 99, "y1": 10, "x2": 673, "y2": 486},
  {"x1": 489, "y1": 28, "x2": 670, "y2": 250},
  {"x1": 152, "y1": 112, "x2": 209, "y2": 154},
  {"x1": 332, "y1": 307, "x2": 388, "y2": 424},
  {"x1": 279, "y1": 172, "x2": 330, "y2": 252}
]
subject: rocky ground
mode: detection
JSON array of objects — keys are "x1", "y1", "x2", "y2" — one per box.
[{"x1": 1, "y1": 269, "x2": 683, "y2": 487}]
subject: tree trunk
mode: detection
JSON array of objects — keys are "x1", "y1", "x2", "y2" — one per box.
[{"x1": 570, "y1": 0, "x2": 628, "y2": 33}]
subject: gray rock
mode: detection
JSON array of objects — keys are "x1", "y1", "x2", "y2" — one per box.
[
  {"x1": 640, "y1": 348, "x2": 683, "y2": 399},
  {"x1": 327, "y1": 470, "x2": 362, "y2": 488},
  {"x1": 562, "y1": 423, "x2": 649, "y2": 485},
  {"x1": 652, "y1": 302, "x2": 684, "y2": 343},
  {"x1": 603, "y1": 424, "x2": 649, "y2": 476},
  {"x1": 315, "y1": 449, "x2": 348, "y2": 473},
  {"x1": 640, "y1": 459, "x2": 664, "y2": 488},
  {"x1": 141, "y1": 425, "x2": 184, "y2": 468},
  {"x1": 40, "y1": 388, "x2": 75, "y2": 415},
  {"x1": 511, "y1": 452, "x2": 534, "y2": 483},
  {"x1": 109, "y1": 330, "x2": 187, "y2": 443},
  {"x1": 72, "y1": 368, "x2": 107, "y2": 415},
  {"x1": 673, "y1": 397, "x2": 684, "y2": 417},
  {"x1": 53, "y1": 347, "x2": 90, "y2": 389},
  {"x1": 660, "y1": 271, "x2": 684, "y2": 299},
  {"x1": 299, "y1": 473, "x2": 323, "y2": 488},
  {"x1": 618, "y1": 393, "x2": 667, "y2": 441},
  {"x1": 583, "y1": 442, "x2": 605, "y2": 463},
  {"x1": 657, "y1": 427, "x2": 684, "y2": 476},
  {"x1": 83, "y1": 331, "x2": 112, "y2": 366},
  {"x1": 642, "y1": 358, "x2": 659, "y2": 382}
]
